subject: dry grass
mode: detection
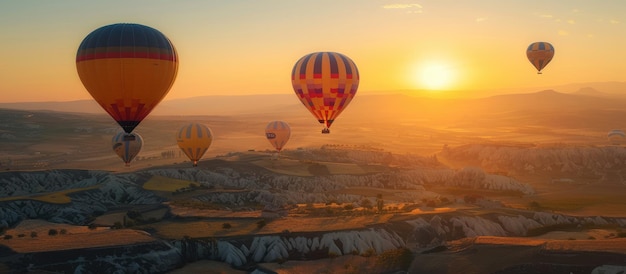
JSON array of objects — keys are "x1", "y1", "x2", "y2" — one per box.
[
  {"x1": 260, "y1": 255, "x2": 380, "y2": 274},
  {"x1": 168, "y1": 260, "x2": 247, "y2": 274},
  {"x1": 143, "y1": 175, "x2": 199, "y2": 192},
  {"x1": 252, "y1": 158, "x2": 313, "y2": 176},
  {"x1": 147, "y1": 219, "x2": 264, "y2": 239},
  {"x1": 252, "y1": 158, "x2": 373, "y2": 177},
  {"x1": 146, "y1": 213, "x2": 396, "y2": 239},
  {"x1": 0, "y1": 185, "x2": 99, "y2": 204},
  {"x1": 168, "y1": 204, "x2": 262, "y2": 218},
  {"x1": 2, "y1": 219, "x2": 155, "y2": 253},
  {"x1": 475, "y1": 235, "x2": 626, "y2": 254}
]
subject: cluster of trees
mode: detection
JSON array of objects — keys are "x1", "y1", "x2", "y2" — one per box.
[{"x1": 2, "y1": 228, "x2": 67, "y2": 240}]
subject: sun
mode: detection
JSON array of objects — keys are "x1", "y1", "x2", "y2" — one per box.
[{"x1": 414, "y1": 61, "x2": 457, "y2": 90}]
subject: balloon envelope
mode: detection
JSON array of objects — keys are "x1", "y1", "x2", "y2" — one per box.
[
  {"x1": 608, "y1": 129, "x2": 625, "y2": 145},
  {"x1": 291, "y1": 52, "x2": 359, "y2": 133},
  {"x1": 112, "y1": 132, "x2": 143, "y2": 166},
  {"x1": 265, "y1": 121, "x2": 291, "y2": 152},
  {"x1": 177, "y1": 123, "x2": 213, "y2": 166},
  {"x1": 76, "y1": 23, "x2": 178, "y2": 133},
  {"x1": 526, "y1": 42, "x2": 554, "y2": 74}
]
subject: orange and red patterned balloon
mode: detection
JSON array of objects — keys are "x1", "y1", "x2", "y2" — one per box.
[
  {"x1": 291, "y1": 52, "x2": 359, "y2": 134},
  {"x1": 526, "y1": 42, "x2": 554, "y2": 74},
  {"x1": 265, "y1": 121, "x2": 291, "y2": 152},
  {"x1": 76, "y1": 23, "x2": 178, "y2": 133}
]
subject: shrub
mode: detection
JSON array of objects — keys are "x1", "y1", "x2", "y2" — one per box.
[
  {"x1": 88, "y1": 223, "x2": 98, "y2": 230},
  {"x1": 256, "y1": 220, "x2": 266, "y2": 229},
  {"x1": 60, "y1": 229, "x2": 67, "y2": 235},
  {"x1": 360, "y1": 198, "x2": 373, "y2": 209},
  {"x1": 48, "y1": 229, "x2": 58, "y2": 236},
  {"x1": 112, "y1": 222, "x2": 123, "y2": 229},
  {"x1": 17, "y1": 234, "x2": 25, "y2": 238},
  {"x1": 30, "y1": 231, "x2": 37, "y2": 238},
  {"x1": 3, "y1": 235, "x2": 12, "y2": 240},
  {"x1": 362, "y1": 248, "x2": 375, "y2": 257},
  {"x1": 222, "y1": 223, "x2": 232, "y2": 229},
  {"x1": 377, "y1": 248, "x2": 413, "y2": 271}
]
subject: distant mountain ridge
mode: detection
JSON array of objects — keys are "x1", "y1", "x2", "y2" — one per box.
[{"x1": 1, "y1": 82, "x2": 625, "y2": 117}]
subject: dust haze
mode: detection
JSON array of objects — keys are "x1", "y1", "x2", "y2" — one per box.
[{"x1": 2, "y1": 83, "x2": 626, "y2": 273}]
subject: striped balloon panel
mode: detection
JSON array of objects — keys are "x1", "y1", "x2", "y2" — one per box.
[
  {"x1": 112, "y1": 132, "x2": 143, "y2": 165},
  {"x1": 76, "y1": 23, "x2": 178, "y2": 133},
  {"x1": 265, "y1": 121, "x2": 291, "y2": 151},
  {"x1": 526, "y1": 42, "x2": 554, "y2": 72},
  {"x1": 291, "y1": 52, "x2": 359, "y2": 128},
  {"x1": 177, "y1": 123, "x2": 213, "y2": 164}
]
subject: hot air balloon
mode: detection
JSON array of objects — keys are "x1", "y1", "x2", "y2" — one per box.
[
  {"x1": 112, "y1": 131, "x2": 143, "y2": 167},
  {"x1": 526, "y1": 42, "x2": 554, "y2": 74},
  {"x1": 177, "y1": 123, "x2": 213, "y2": 167},
  {"x1": 291, "y1": 52, "x2": 359, "y2": 134},
  {"x1": 608, "y1": 129, "x2": 625, "y2": 146},
  {"x1": 265, "y1": 121, "x2": 291, "y2": 152},
  {"x1": 76, "y1": 23, "x2": 178, "y2": 133}
]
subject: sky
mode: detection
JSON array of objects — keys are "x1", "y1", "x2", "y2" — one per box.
[{"x1": 1, "y1": 0, "x2": 626, "y2": 103}]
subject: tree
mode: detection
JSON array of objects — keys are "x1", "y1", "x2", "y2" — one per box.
[
  {"x1": 48, "y1": 229, "x2": 58, "y2": 236},
  {"x1": 222, "y1": 223, "x2": 232, "y2": 229},
  {"x1": 112, "y1": 222, "x2": 123, "y2": 229},
  {"x1": 256, "y1": 220, "x2": 266, "y2": 229},
  {"x1": 360, "y1": 198, "x2": 373, "y2": 209},
  {"x1": 376, "y1": 194, "x2": 384, "y2": 212}
]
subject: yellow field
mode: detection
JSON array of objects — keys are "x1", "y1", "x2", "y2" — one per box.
[
  {"x1": 149, "y1": 219, "x2": 264, "y2": 239},
  {"x1": 142, "y1": 175, "x2": 199, "y2": 192},
  {"x1": 0, "y1": 185, "x2": 99, "y2": 204},
  {"x1": 148, "y1": 213, "x2": 396, "y2": 239},
  {"x1": 3, "y1": 219, "x2": 155, "y2": 253}
]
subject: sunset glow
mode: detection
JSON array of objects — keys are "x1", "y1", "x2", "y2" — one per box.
[
  {"x1": 1, "y1": 1, "x2": 625, "y2": 102},
  {"x1": 414, "y1": 61, "x2": 458, "y2": 90}
]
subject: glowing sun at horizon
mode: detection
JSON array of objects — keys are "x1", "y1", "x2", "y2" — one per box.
[{"x1": 414, "y1": 62, "x2": 458, "y2": 91}]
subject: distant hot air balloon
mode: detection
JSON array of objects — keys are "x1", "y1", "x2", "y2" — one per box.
[
  {"x1": 76, "y1": 23, "x2": 178, "y2": 133},
  {"x1": 265, "y1": 121, "x2": 291, "y2": 152},
  {"x1": 177, "y1": 123, "x2": 213, "y2": 167},
  {"x1": 608, "y1": 129, "x2": 625, "y2": 146},
  {"x1": 526, "y1": 42, "x2": 554, "y2": 74},
  {"x1": 291, "y1": 52, "x2": 359, "y2": 134},
  {"x1": 112, "y1": 131, "x2": 143, "y2": 167}
]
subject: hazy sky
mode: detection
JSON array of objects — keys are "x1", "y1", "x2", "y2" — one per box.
[{"x1": 1, "y1": 1, "x2": 626, "y2": 102}]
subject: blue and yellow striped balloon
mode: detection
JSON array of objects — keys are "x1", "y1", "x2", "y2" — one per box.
[
  {"x1": 608, "y1": 129, "x2": 625, "y2": 146},
  {"x1": 112, "y1": 131, "x2": 143, "y2": 167},
  {"x1": 177, "y1": 123, "x2": 213, "y2": 166},
  {"x1": 291, "y1": 52, "x2": 359, "y2": 133},
  {"x1": 526, "y1": 42, "x2": 554, "y2": 74}
]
